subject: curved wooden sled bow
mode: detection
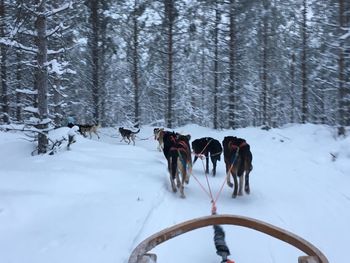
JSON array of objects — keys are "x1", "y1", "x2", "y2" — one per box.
[{"x1": 128, "y1": 214, "x2": 329, "y2": 263}]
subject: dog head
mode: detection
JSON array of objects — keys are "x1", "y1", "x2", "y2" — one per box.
[{"x1": 154, "y1": 128, "x2": 164, "y2": 140}]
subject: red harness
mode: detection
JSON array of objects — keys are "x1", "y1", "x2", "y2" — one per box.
[
  {"x1": 170, "y1": 140, "x2": 189, "y2": 153},
  {"x1": 229, "y1": 141, "x2": 247, "y2": 150}
]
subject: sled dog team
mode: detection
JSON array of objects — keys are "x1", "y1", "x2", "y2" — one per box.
[
  {"x1": 153, "y1": 127, "x2": 253, "y2": 199},
  {"x1": 67, "y1": 124, "x2": 140, "y2": 150},
  {"x1": 67, "y1": 123, "x2": 253, "y2": 199}
]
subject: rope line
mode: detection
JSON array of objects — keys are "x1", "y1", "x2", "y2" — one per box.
[
  {"x1": 191, "y1": 144, "x2": 240, "y2": 214},
  {"x1": 193, "y1": 154, "x2": 227, "y2": 212},
  {"x1": 214, "y1": 176, "x2": 227, "y2": 203},
  {"x1": 136, "y1": 134, "x2": 154, "y2": 141},
  {"x1": 204, "y1": 171, "x2": 214, "y2": 201},
  {"x1": 191, "y1": 173, "x2": 213, "y2": 199},
  {"x1": 199, "y1": 139, "x2": 213, "y2": 155}
]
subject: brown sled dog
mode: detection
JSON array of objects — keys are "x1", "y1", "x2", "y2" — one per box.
[
  {"x1": 78, "y1": 124, "x2": 100, "y2": 139},
  {"x1": 162, "y1": 132, "x2": 192, "y2": 198},
  {"x1": 222, "y1": 136, "x2": 253, "y2": 198}
]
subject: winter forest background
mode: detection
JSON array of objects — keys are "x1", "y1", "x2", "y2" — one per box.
[{"x1": 0, "y1": 0, "x2": 349, "y2": 154}]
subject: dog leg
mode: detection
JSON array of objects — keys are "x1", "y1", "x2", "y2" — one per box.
[
  {"x1": 176, "y1": 171, "x2": 181, "y2": 188},
  {"x1": 245, "y1": 171, "x2": 251, "y2": 194},
  {"x1": 226, "y1": 173, "x2": 233, "y2": 188},
  {"x1": 185, "y1": 162, "x2": 191, "y2": 184},
  {"x1": 244, "y1": 157, "x2": 252, "y2": 194},
  {"x1": 232, "y1": 173, "x2": 238, "y2": 198},
  {"x1": 157, "y1": 141, "x2": 163, "y2": 151},
  {"x1": 170, "y1": 176, "x2": 177, "y2": 192},
  {"x1": 212, "y1": 159, "x2": 217, "y2": 176},
  {"x1": 238, "y1": 175, "x2": 244, "y2": 196},
  {"x1": 178, "y1": 159, "x2": 186, "y2": 188},
  {"x1": 180, "y1": 163, "x2": 187, "y2": 198},
  {"x1": 169, "y1": 157, "x2": 177, "y2": 192},
  {"x1": 237, "y1": 164, "x2": 245, "y2": 196},
  {"x1": 205, "y1": 154, "x2": 210, "y2": 174},
  {"x1": 180, "y1": 185, "x2": 185, "y2": 198},
  {"x1": 244, "y1": 174, "x2": 250, "y2": 194},
  {"x1": 226, "y1": 164, "x2": 234, "y2": 188}
]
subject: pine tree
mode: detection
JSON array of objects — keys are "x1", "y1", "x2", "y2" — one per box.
[{"x1": 0, "y1": 0, "x2": 9, "y2": 123}]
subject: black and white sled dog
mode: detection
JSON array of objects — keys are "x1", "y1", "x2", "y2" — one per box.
[{"x1": 118, "y1": 127, "x2": 140, "y2": 145}]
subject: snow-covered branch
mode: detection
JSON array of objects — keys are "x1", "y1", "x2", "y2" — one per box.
[
  {"x1": 17, "y1": 28, "x2": 37, "y2": 37},
  {"x1": 24, "y1": 106, "x2": 39, "y2": 114},
  {"x1": 21, "y1": 3, "x2": 41, "y2": 17},
  {"x1": 44, "y1": 2, "x2": 73, "y2": 17},
  {"x1": 47, "y1": 59, "x2": 76, "y2": 76},
  {"x1": 48, "y1": 48, "x2": 66, "y2": 55},
  {"x1": 340, "y1": 29, "x2": 350, "y2": 40},
  {"x1": 46, "y1": 22, "x2": 70, "y2": 38},
  {"x1": 15, "y1": 89, "x2": 38, "y2": 95},
  {"x1": 0, "y1": 38, "x2": 37, "y2": 54}
]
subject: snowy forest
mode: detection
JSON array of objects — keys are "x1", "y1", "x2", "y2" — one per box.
[{"x1": 0, "y1": 0, "x2": 349, "y2": 154}]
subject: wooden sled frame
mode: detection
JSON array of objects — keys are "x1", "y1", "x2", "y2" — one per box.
[{"x1": 128, "y1": 214, "x2": 329, "y2": 263}]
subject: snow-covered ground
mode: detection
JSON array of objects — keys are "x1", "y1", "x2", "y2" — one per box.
[{"x1": 0, "y1": 124, "x2": 349, "y2": 263}]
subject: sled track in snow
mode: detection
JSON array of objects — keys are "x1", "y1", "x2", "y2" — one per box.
[{"x1": 128, "y1": 186, "x2": 167, "y2": 258}]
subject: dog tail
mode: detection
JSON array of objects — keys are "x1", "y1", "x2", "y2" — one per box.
[{"x1": 134, "y1": 129, "x2": 140, "y2": 134}]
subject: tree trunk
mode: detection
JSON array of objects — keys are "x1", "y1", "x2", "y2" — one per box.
[
  {"x1": 35, "y1": 0, "x2": 49, "y2": 154},
  {"x1": 16, "y1": 50, "x2": 22, "y2": 122},
  {"x1": 90, "y1": 0, "x2": 100, "y2": 124},
  {"x1": 133, "y1": 1, "x2": 140, "y2": 126},
  {"x1": 15, "y1": 0, "x2": 23, "y2": 122},
  {"x1": 53, "y1": 77, "x2": 62, "y2": 127},
  {"x1": 165, "y1": 0, "x2": 174, "y2": 128},
  {"x1": 0, "y1": 0, "x2": 9, "y2": 123},
  {"x1": 301, "y1": 0, "x2": 308, "y2": 123},
  {"x1": 228, "y1": 0, "x2": 236, "y2": 129},
  {"x1": 262, "y1": 6, "x2": 268, "y2": 126},
  {"x1": 290, "y1": 52, "x2": 295, "y2": 123},
  {"x1": 99, "y1": 0, "x2": 109, "y2": 127},
  {"x1": 337, "y1": 0, "x2": 346, "y2": 135},
  {"x1": 213, "y1": 1, "x2": 220, "y2": 129}
]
